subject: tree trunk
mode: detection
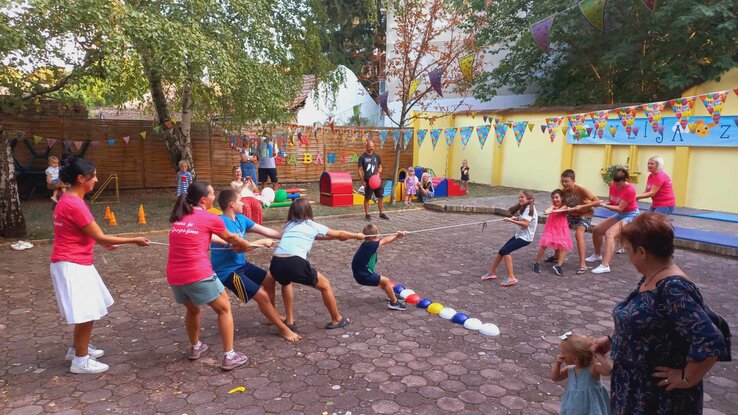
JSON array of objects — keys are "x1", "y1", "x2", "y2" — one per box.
[
  {"x1": 0, "y1": 125, "x2": 28, "y2": 238},
  {"x1": 390, "y1": 144, "x2": 401, "y2": 205}
]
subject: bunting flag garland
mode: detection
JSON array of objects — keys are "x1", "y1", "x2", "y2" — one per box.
[
  {"x1": 512, "y1": 121, "x2": 528, "y2": 147},
  {"x1": 615, "y1": 106, "x2": 638, "y2": 136},
  {"x1": 643, "y1": 102, "x2": 665, "y2": 132},
  {"x1": 475, "y1": 124, "x2": 490, "y2": 149},
  {"x1": 378, "y1": 92, "x2": 390, "y2": 116},
  {"x1": 415, "y1": 129, "x2": 426, "y2": 148},
  {"x1": 391, "y1": 130, "x2": 401, "y2": 149},
  {"x1": 164, "y1": 120, "x2": 174, "y2": 129},
  {"x1": 609, "y1": 126, "x2": 618, "y2": 137},
  {"x1": 140, "y1": 131, "x2": 147, "y2": 139},
  {"x1": 527, "y1": 122, "x2": 535, "y2": 132},
  {"x1": 641, "y1": 0, "x2": 655, "y2": 12},
  {"x1": 428, "y1": 68, "x2": 443, "y2": 96},
  {"x1": 379, "y1": 130, "x2": 388, "y2": 148},
  {"x1": 483, "y1": 115, "x2": 488, "y2": 123},
  {"x1": 47, "y1": 138, "x2": 56, "y2": 148},
  {"x1": 494, "y1": 122, "x2": 509, "y2": 147},
  {"x1": 107, "y1": 138, "x2": 115, "y2": 146},
  {"x1": 590, "y1": 110, "x2": 610, "y2": 138},
  {"x1": 459, "y1": 54, "x2": 475, "y2": 82},
  {"x1": 669, "y1": 98, "x2": 695, "y2": 130},
  {"x1": 403, "y1": 129, "x2": 413, "y2": 150},
  {"x1": 63, "y1": 140, "x2": 72, "y2": 151},
  {"x1": 153, "y1": 126, "x2": 161, "y2": 134},
  {"x1": 33, "y1": 135, "x2": 42, "y2": 145},
  {"x1": 444, "y1": 127, "x2": 458, "y2": 147},
  {"x1": 123, "y1": 136, "x2": 130, "y2": 144},
  {"x1": 540, "y1": 124, "x2": 547, "y2": 133},
  {"x1": 568, "y1": 114, "x2": 587, "y2": 140},
  {"x1": 530, "y1": 15, "x2": 555, "y2": 53},
  {"x1": 578, "y1": 0, "x2": 606, "y2": 32},
  {"x1": 91, "y1": 140, "x2": 100, "y2": 148},
  {"x1": 74, "y1": 141, "x2": 83, "y2": 150},
  {"x1": 430, "y1": 128, "x2": 442, "y2": 149},
  {"x1": 459, "y1": 126, "x2": 473, "y2": 148},
  {"x1": 408, "y1": 79, "x2": 420, "y2": 99},
  {"x1": 545, "y1": 117, "x2": 563, "y2": 142},
  {"x1": 699, "y1": 92, "x2": 728, "y2": 124}
]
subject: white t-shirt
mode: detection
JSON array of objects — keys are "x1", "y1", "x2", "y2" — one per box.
[
  {"x1": 515, "y1": 205, "x2": 538, "y2": 242},
  {"x1": 46, "y1": 166, "x2": 59, "y2": 181},
  {"x1": 273, "y1": 220, "x2": 329, "y2": 259}
]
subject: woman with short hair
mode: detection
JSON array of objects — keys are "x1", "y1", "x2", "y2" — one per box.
[{"x1": 637, "y1": 156, "x2": 676, "y2": 215}]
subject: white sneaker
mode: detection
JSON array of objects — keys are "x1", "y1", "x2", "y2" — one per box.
[
  {"x1": 70, "y1": 358, "x2": 109, "y2": 374},
  {"x1": 591, "y1": 264, "x2": 611, "y2": 274},
  {"x1": 66, "y1": 345, "x2": 105, "y2": 361},
  {"x1": 616, "y1": 248, "x2": 626, "y2": 254},
  {"x1": 585, "y1": 254, "x2": 603, "y2": 263}
]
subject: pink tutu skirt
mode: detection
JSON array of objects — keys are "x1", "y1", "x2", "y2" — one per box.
[{"x1": 538, "y1": 212, "x2": 573, "y2": 250}]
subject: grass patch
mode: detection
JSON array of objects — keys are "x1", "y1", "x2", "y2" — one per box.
[{"x1": 6, "y1": 182, "x2": 521, "y2": 241}]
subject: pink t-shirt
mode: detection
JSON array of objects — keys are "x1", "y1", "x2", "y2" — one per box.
[
  {"x1": 51, "y1": 194, "x2": 96, "y2": 265},
  {"x1": 647, "y1": 171, "x2": 676, "y2": 208},
  {"x1": 609, "y1": 182, "x2": 638, "y2": 213},
  {"x1": 166, "y1": 208, "x2": 226, "y2": 286}
]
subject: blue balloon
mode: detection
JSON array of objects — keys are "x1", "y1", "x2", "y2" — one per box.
[
  {"x1": 416, "y1": 299, "x2": 432, "y2": 309},
  {"x1": 451, "y1": 313, "x2": 469, "y2": 325},
  {"x1": 393, "y1": 285, "x2": 406, "y2": 295}
]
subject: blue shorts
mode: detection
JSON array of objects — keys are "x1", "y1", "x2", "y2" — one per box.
[
  {"x1": 498, "y1": 237, "x2": 531, "y2": 256},
  {"x1": 170, "y1": 275, "x2": 225, "y2": 306},
  {"x1": 353, "y1": 271, "x2": 381, "y2": 287},
  {"x1": 615, "y1": 210, "x2": 639, "y2": 223},
  {"x1": 649, "y1": 206, "x2": 674, "y2": 215},
  {"x1": 221, "y1": 263, "x2": 267, "y2": 303}
]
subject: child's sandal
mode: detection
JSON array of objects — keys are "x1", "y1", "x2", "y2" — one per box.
[
  {"x1": 576, "y1": 267, "x2": 587, "y2": 275},
  {"x1": 481, "y1": 273, "x2": 497, "y2": 281},
  {"x1": 500, "y1": 277, "x2": 518, "y2": 287}
]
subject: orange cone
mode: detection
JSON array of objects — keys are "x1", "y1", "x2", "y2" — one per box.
[
  {"x1": 104, "y1": 206, "x2": 111, "y2": 220},
  {"x1": 138, "y1": 205, "x2": 147, "y2": 225},
  {"x1": 109, "y1": 212, "x2": 118, "y2": 226}
]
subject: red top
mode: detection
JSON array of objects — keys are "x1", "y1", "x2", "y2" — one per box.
[
  {"x1": 647, "y1": 171, "x2": 676, "y2": 208},
  {"x1": 166, "y1": 208, "x2": 226, "y2": 286},
  {"x1": 51, "y1": 194, "x2": 96, "y2": 265},
  {"x1": 609, "y1": 182, "x2": 639, "y2": 213}
]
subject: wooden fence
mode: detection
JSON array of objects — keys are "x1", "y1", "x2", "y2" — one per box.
[{"x1": 3, "y1": 115, "x2": 413, "y2": 191}]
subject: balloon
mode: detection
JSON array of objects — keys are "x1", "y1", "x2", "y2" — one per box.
[
  {"x1": 480, "y1": 323, "x2": 500, "y2": 337},
  {"x1": 451, "y1": 313, "x2": 469, "y2": 325},
  {"x1": 274, "y1": 189, "x2": 288, "y2": 203},
  {"x1": 416, "y1": 299, "x2": 432, "y2": 309},
  {"x1": 393, "y1": 285, "x2": 406, "y2": 295},
  {"x1": 463, "y1": 318, "x2": 483, "y2": 331},
  {"x1": 405, "y1": 294, "x2": 421, "y2": 305},
  {"x1": 261, "y1": 187, "x2": 275, "y2": 203},
  {"x1": 426, "y1": 303, "x2": 444, "y2": 314},
  {"x1": 399, "y1": 289, "x2": 415, "y2": 300},
  {"x1": 368, "y1": 174, "x2": 381, "y2": 189},
  {"x1": 439, "y1": 307, "x2": 457, "y2": 320}
]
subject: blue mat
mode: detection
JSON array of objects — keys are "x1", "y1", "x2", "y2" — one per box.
[
  {"x1": 673, "y1": 227, "x2": 738, "y2": 249},
  {"x1": 694, "y1": 211, "x2": 738, "y2": 223}
]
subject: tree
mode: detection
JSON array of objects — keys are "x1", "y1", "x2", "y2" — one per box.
[
  {"x1": 381, "y1": 0, "x2": 482, "y2": 204},
  {"x1": 471, "y1": 0, "x2": 738, "y2": 106}
]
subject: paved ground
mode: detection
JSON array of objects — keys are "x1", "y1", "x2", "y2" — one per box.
[{"x1": 1, "y1": 209, "x2": 737, "y2": 415}]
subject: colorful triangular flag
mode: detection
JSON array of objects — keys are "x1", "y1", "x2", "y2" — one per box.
[
  {"x1": 459, "y1": 54, "x2": 475, "y2": 82},
  {"x1": 699, "y1": 92, "x2": 728, "y2": 124},
  {"x1": 428, "y1": 68, "x2": 443, "y2": 96},
  {"x1": 153, "y1": 126, "x2": 161, "y2": 134},
  {"x1": 403, "y1": 129, "x2": 413, "y2": 150},
  {"x1": 33, "y1": 135, "x2": 42, "y2": 145},
  {"x1": 444, "y1": 127, "x2": 457, "y2": 147},
  {"x1": 47, "y1": 138, "x2": 56, "y2": 148},
  {"x1": 74, "y1": 141, "x2": 83, "y2": 150},
  {"x1": 378, "y1": 130, "x2": 388, "y2": 148},
  {"x1": 408, "y1": 79, "x2": 420, "y2": 99},
  {"x1": 512, "y1": 121, "x2": 528, "y2": 147},
  {"x1": 459, "y1": 126, "x2": 473, "y2": 148},
  {"x1": 494, "y1": 123, "x2": 509, "y2": 147},
  {"x1": 643, "y1": 102, "x2": 665, "y2": 132},
  {"x1": 140, "y1": 131, "x2": 147, "y2": 139},
  {"x1": 417, "y1": 129, "x2": 427, "y2": 148},
  {"x1": 669, "y1": 98, "x2": 695, "y2": 130},
  {"x1": 615, "y1": 106, "x2": 639, "y2": 136},
  {"x1": 530, "y1": 15, "x2": 556, "y2": 53},
  {"x1": 123, "y1": 136, "x2": 130, "y2": 144},
  {"x1": 545, "y1": 117, "x2": 563, "y2": 142},
  {"x1": 579, "y1": 0, "x2": 606, "y2": 32},
  {"x1": 430, "y1": 128, "x2": 442, "y2": 149},
  {"x1": 475, "y1": 125, "x2": 490, "y2": 149}
]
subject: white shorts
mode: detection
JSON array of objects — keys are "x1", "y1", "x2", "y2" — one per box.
[{"x1": 50, "y1": 262, "x2": 114, "y2": 324}]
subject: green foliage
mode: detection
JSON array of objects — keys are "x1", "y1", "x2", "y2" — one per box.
[
  {"x1": 601, "y1": 163, "x2": 628, "y2": 186},
  {"x1": 471, "y1": 0, "x2": 738, "y2": 106}
]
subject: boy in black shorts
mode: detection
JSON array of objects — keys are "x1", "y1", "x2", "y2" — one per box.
[{"x1": 351, "y1": 224, "x2": 408, "y2": 310}]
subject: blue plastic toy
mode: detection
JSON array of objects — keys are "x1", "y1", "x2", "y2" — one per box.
[
  {"x1": 416, "y1": 299, "x2": 432, "y2": 309},
  {"x1": 393, "y1": 285, "x2": 406, "y2": 295},
  {"x1": 451, "y1": 313, "x2": 469, "y2": 325}
]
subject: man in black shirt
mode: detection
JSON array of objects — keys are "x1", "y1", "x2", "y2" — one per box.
[{"x1": 358, "y1": 140, "x2": 389, "y2": 220}]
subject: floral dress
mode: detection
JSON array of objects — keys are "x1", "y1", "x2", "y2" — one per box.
[{"x1": 610, "y1": 276, "x2": 727, "y2": 415}]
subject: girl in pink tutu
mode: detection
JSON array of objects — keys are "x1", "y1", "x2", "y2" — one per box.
[{"x1": 533, "y1": 189, "x2": 573, "y2": 277}]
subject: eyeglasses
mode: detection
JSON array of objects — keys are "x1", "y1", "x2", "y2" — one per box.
[{"x1": 558, "y1": 331, "x2": 573, "y2": 340}]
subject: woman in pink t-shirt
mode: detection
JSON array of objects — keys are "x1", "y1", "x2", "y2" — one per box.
[
  {"x1": 51, "y1": 155, "x2": 149, "y2": 374},
  {"x1": 588, "y1": 168, "x2": 640, "y2": 274},
  {"x1": 167, "y1": 181, "x2": 261, "y2": 371},
  {"x1": 637, "y1": 155, "x2": 676, "y2": 215}
]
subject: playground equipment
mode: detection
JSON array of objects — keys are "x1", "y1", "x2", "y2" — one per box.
[
  {"x1": 396, "y1": 166, "x2": 467, "y2": 199},
  {"x1": 320, "y1": 171, "x2": 353, "y2": 207},
  {"x1": 352, "y1": 180, "x2": 393, "y2": 205},
  {"x1": 91, "y1": 173, "x2": 120, "y2": 204}
]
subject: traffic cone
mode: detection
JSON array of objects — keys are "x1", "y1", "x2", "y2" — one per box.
[
  {"x1": 104, "y1": 206, "x2": 111, "y2": 220},
  {"x1": 138, "y1": 205, "x2": 147, "y2": 225},
  {"x1": 109, "y1": 212, "x2": 118, "y2": 226}
]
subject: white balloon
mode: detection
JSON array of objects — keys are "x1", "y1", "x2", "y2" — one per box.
[
  {"x1": 480, "y1": 323, "x2": 500, "y2": 337},
  {"x1": 398, "y1": 289, "x2": 415, "y2": 300},
  {"x1": 439, "y1": 307, "x2": 457, "y2": 320},
  {"x1": 261, "y1": 187, "x2": 275, "y2": 203},
  {"x1": 463, "y1": 318, "x2": 483, "y2": 331}
]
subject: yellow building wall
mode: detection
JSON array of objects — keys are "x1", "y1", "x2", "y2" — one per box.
[
  {"x1": 412, "y1": 114, "x2": 452, "y2": 176},
  {"x1": 416, "y1": 68, "x2": 738, "y2": 212}
]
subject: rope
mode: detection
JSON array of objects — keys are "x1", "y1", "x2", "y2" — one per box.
[{"x1": 375, "y1": 218, "x2": 505, "y2": 237}]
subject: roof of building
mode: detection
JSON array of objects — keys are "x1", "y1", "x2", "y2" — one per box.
[{"x1": 289, "y1": 75, "x2": 318, "y2": 110}]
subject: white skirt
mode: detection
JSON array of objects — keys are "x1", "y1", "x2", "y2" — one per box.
[{"x1": 50, "y1": 262, "x2": 114, "y2": 324}]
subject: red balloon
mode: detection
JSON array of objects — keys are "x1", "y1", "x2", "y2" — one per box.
[
  {"x1": 368, "y1": 174, "x2": 381, "y2": 189},
  {"x1": 405, "y1": 294, "x2": 421, "y2": 305}
]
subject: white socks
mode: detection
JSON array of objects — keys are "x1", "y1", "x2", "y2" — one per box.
[
  {"x1": 225, "y1": 349, "x2": 236, "y2": 359},
  {"x1": 72, "y1": 355, "x2": 89, "y2": 366},
  {"x1": 192, "y1": 341, "x2": 202, "y2": 349}
]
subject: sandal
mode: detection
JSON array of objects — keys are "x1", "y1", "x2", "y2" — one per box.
[
  {"x1": 500, "y1": 277, "x2": 518, "y2": 287},
  {"x1": 325, "y1": 317, "x2": 350, "y2": 329},
  {"x1": 283, "y1": 319, "x2": 297, "y2": 331},
  {"x1": 576, "y1": 267, "x2": 587, "y2": 275},
  {"x1": 481, "y1": 273, "x2": 497, "y2": 281}
]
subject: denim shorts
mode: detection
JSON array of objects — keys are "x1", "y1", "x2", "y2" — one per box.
[
  {"x1": 615, "y1": 210, "x2": 640, "y2": 223},
  {"x1": 170, "y1": 275, "x2": 225, "y2": 306},
  {"x1": 649, "y1": 206, "x2": 675, "y2": 215}
]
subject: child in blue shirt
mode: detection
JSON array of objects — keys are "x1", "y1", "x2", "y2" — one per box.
[
  {"x1": 210, "y1": 189, "x2": 300, "y2": 342},
  {"x1": 176, "y1": 160, "x2": 193, "y2": 196},
  {"x1": 352, "y1": 224, "x2": 408, "y2": 310},
  {"x1": 264, "y1": 198, "x2": 364, "y2": 330}
]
